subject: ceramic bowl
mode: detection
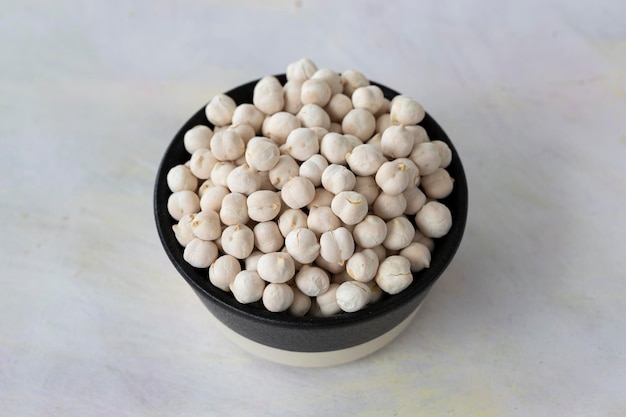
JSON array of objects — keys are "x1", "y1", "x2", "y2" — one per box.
[{"x1": 154, "y1": 74, "x2": 468, "y2": 367}]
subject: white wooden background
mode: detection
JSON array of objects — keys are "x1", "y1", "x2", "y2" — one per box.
[{"x1": 1, "y1": 0, "x2": 625, "y2": 415}]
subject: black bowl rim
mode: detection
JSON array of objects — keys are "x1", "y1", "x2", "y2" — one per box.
[{"x1": 154, "y1": 74, "x2": 468, "y2": 330}]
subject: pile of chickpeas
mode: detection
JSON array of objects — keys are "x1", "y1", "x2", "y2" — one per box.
[{"x1": 166, "y1": 58, "x2": 454, "y2": 316}]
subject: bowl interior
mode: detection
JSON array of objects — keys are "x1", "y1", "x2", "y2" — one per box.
[{"x1": 154, "y1": 74, "x2": 468, "y2": 329}]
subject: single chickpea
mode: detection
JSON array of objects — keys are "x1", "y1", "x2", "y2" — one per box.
[
  {"x1": 285, "y1": 228, "x2": 321, "y2": 264},
  {"x1": 412, "y1": 229, "x2": 435, "y2": 251},
  {"x1": 189, "y1": 148, "x2": 218, "y2": 180},
  {"x1": 230, "y1": 270, "x2": 265, "y2": 304},
  {"x1": 307, "y1": 187, "x2": 334, "y2": 209},
  {"x1": 376, "y1": 113, "x2": 392, "y2": 135},
  {"x1": 346, "y1": 249, "x2": 380, "y2": 283},
  {"x1": 336, "y1": 281, "x2": 371, "y2": 313},
  {"x1": 403, "y1": 185, "x2": 427, "y2": 215},
  {"x1": 406, "y1": 124, "x2": 429, "y2": 144},
  {"x1": 245, "y1": 137, "x2": 280, "y2": 171},
  {"x1": 311, "y1": 68, "x2": 343, "y2": 95},
  {"x1": 331, "y1": 191, "x2": 368, "y2": 225},
  {"x1": 205, "y1": 94, "x2": 236, "y2": 127},
  {"x1": 396, "y1": 157, "x2": 420, "y2": 186},
  {"x1": 341, "y1": 69, "x2": 369, "y2": 97},
  {"x1": 375, "y1": 160, "x2": 411, "y2": 195},
  {"x1": 221, "y1": 224, "x2": 255, "y2": 259},
  {"x1": 219, "y1": 193, "x2": 249, "y2": 226},
  {"x1": 410, "y1": 142, "x2": 441, "y2": 176},
  {"x1": 289, "y1": 286, "x2": 312, "y2": 316},
  {"x1": 342, "y1": 108, "x2": 376, "y2": 141},
  {"x1": 375, "y1": 255, "x2": 413, "y2": 295},
  {"x1": 277, "y1": 208, "x2": 308, "y2": 237},
  {"x1": 199, "y1": 185, "x2": 229, "y2": 212},
  {"x1": 167, "y1": 190, "x2": 200, "y2": 221},
  {"x1": 295, "y1": 265, "x2": 330, "y2": 297},
  {"x1": 301, "y1": 78, "x2": 332, "y2": 107},
  {"x1": 190, "y1": 209, "x2": 222, "y2": 241},
  {"x1": 167, "y1": 164, "x2": 198, "y2": 193},
  {"x1": 315, "y1": 283, "x2": 341, "y2": 316},
  {"x1": 381, "y1": 125, "x2": 415, "y2": 158},
  {"x1": 307, "y1": 206, "x2": 341, "y2": 237},
  {"x1": 328, "y1": 122, "x2": 343, "y2": 134},
  {"x1": 246, "y1": 190, "x2": 281, "y2": 222},
  {"x1": 351, "y1": 85, "x2": 385, "y2": 114},
  {"x1": 421, "y1": 168, "x2": 454, "y2": 199},
  {"x1": 372, "y1": 193, "x2": 407, "y2": 220},
  {"x1": 184, "y1": 125, "x2": 213, "y2": 154},
  {"x1": 172, "y1": 213, "x2": 196, "y2": 247},
  {"x1": 227, "y1": 123, "x2": 256, "y2": 144},
  {"x1": 415, "y1": 201, "x2": 452, "y2": 238},
  {"x1": 345, "y1": 144, "x2": 386, "y2": 176},
  {"x1": 231, "y1": 104, "x2": 265, "y2": 134},
  {"x1": 390, "y1": 96, "x2": 425, "y2": 125},
  {"x1": 383, "y1": 216, "x2": 415, "y2": 250},
  {"x1": 210, "y1": 161, "x2": 236, "y2": 187},
  {"x1": 209, "y1": 255, "x2": 241, "y2": 292},
  {"x1": 286, "y1": 58, "x2": 318, "y2": 82},
  {"x1": 432, "y1": 140, "x2": 452, "y2": 168},
  {"x1": 183, "y1": 238, "x2": 218, "y2": 269},
  {"x1": 297, "y1": 104, "x2": 331, "y2": 130},
  {"x1": 265, "y1": 112, "x2": 301, "y2": 145},
  {"x1": 299, "y1": 154, "x2": 328, "y2": 186},
  {"x1": 319, "y1": 132, "x2": 352, "y2": 165},
  {"x1": 244, "y1": 250, "x2": 264, "y2": 271},
  {"x1": 226, "y1": 164, "x2": 262, "y2": 195},
  {"x1": 353, "y1": 175, "x2": 380, "y2": 206},
  {"x1": 375, "y1": 98, "x2": 391, "y2": 117},
  {"x1": 257, "y1": 252, "x2": 296, "y2": 283},
  {"x1": 319, "y1": 227, "x2": 355, "y2": 266},
  {"x1": 353, "y1": 215, "x2": 388, "y2": 248},
  {"x1": 321, "y1": 164, "x2": 356, "y2": 194},
  {"x1": 324, "y1": 93, "x2": 354, "y2": 123},
  {"x1": 281, "y1": 176, "x2": 316, "y2": 209},
  {"x1": 283, "y1": 79, "x2": 304, "y2": 115},
  {"x1": 399, "y1": 242, "x2": 431, "y2": 272},
  {"x1": 253, "y1": 221, "x2": 284, "y2": 254},
  {"x1": 253, "y1": 76, "x2": 284, "y2": 115},
  {"x1": 210, "y1": 130, "x2": 245, "y2": 161},
  {"x1": 197, "y1": 179, "x2": 214, "y2": 199},
  {"x1": 285, "y1": 127, "x2": 320, "y2": 161},
  {"x1": 263, "y1": 283, "x2": 295, "y2": 312},
  {"x1": 268, "y1": 154, "x2": 299, "y2": 190}
]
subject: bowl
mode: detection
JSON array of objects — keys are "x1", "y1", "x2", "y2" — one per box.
[{"x1": 154, "y1": 74, "x2": 468, "y2": 367}]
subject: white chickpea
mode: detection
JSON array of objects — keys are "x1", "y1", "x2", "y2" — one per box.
[
  {"x1": 219, "y1": 193, "x2": 249, "y2": 226},
  {"x1": 172, "y1": 214, "x2": 196, "y2": 247},
  {"x1": 319, "y1": 132, "x2": 352, "y2": 165},
  {"x1": 314, "y1": 283, "x2": 341, "y2": 316},
  {"x1": 307, "y1": 187, "x2": 334, "y2": 209},
  {"x1": 432, "y1": 140, "x2": 452, "y2": 168},
  {"x1": 367, "y1": 245, "x2": 387, "y2": 263},
  {"x1": 281, "y1": 176, "x2": 315, "y2": 209},
  {"x1": 307, "y1": 206, "x2": 341, "y2": 236},
  {"x1": 321, "y1": 164, "x2": 356, "y2": 194},
  {"x1": 311, "y1": 68, "x2": 343, "y2": 95},
  {"x1": 353, "y1": 175, "x2": 380, "y2": 206},
  {"x1": 297, "y1": 104, "x2": 331, "y2": 129},
  {"x1": 421, "y1": 168, "x2": 454, "y2": 199},
  {"x1": 253, "y1": 76, "x2": 284, "y2": 115},
  {"x1": 375, "y1": 255, "x2": 413, "y2": 295},
  {"x1": 376, "y1": 113, "x2": 392, "y2": 135},
  {"x1": 324, "y1": 93, "x2": 353, "y2": 123},
  {"x1": 415, "y1": 201, "x2": 452, "y2": 238},
  {"x1": 205, "y1": 94, "x2": 236, "y2": 127},
  {"x1": 183, "y1": 238, "x2": 218, "y2": 269},
  {"x1": 283, "y1": 79, "x2": 304, "y2": 115},
  {"x1": 221, "y1": 224, "x2": 255, "y2": 259},
  {"x1": 301, "y1": 78, "x2": 332, "y2": 107},
  {"x1": 396, "y1": 157, "x2": 420, "y2": 186},
  {"x1": 331, "y1": 191, "x2": 368, "y2": 225},
  {"x1": 226, "y1": 164, "x2": 262, "y2": 195},
  {"x1": 265, "y1": 111, "x2": 301, "y2": 145},
  {"x1": 412, "y1": 229, "x2": 435, "y2": 251},
  {"x1": 285, "y1": 228, "x2": 320, "y2": 264},
  {"x1": 328, "y1": 122, "x2": 343, "y2": 133},
  {"x1": 227, "y1": 123, "x2": 256, "y2": 144},
  {"x1": 257, "y1": 252, "x2": 296, "y2": 283},
  {"x1": 319, "y1": 227, "x2": 354, "y2": 266},
  {"x1": 246, "y1": 190, "x2": 281, "y2": 222},
  {"x1": 380, "y1": 125, "x2": 415, "y2": 158},
  {"x1": 345, "y1": 144, "x2": 386, "y2": 176},
  {"x1": 375, "y1": 160, "x2": 411, "y2": 195},
  {"x1": 299, "y1": 154, "x2": 328, "y2": 186},
  {"x1": 210, "y1": 161, "x2": 236, "y2": 187},
  {"x1": 342, "y1": 108, "x2": 376, "y2": 141},
  {"x1": 277, "y1": 208, "x2": 308, "y2": 237},
  {"x1": 262, "y1": 283, "x2": 294, "y2": 313},
  {"x1": 184, "y1": 125, "x2": 213, "y2": 154},
  {"x1": 167, "y1": 190, "x2": 200, "y2": 221},
  {"x1": 399, "y1": 242, "x2": 431, "y2": 272},
  {"x1": 189, "y1": 148, "x2": 218, "y2": 180},
  {"x1": 351, "y1": 85, "x2": 385, "y2": 114},
  {"x1": 264, "y1": 155, "x2": 296, "y2": 190},
  {"x1": 403, "y1": 185, "x2": 427, "y2": 215},
  {"x1": 286, "y1": 58, "x2": 318, "y2": 82},
  {"x1": 390, "y1": 96, "x2": 425, "y2": 126},
  {"x1": 285, "y1": 127, "x2": 319, "y2": 161},
  {"x1": 167, "y1": 164, "x2": 198, "y2": 193},
  {"x1": 190, "y1": 209, "x2": 222, "y2": 241},
  {"x1": 372, "y1": 191, "x2": 407, "y2": 219},
  {"x1": 244, "y1": 250, "x2": 264, "y2": 271},
  {"x1": 231, "y1": 103, "x2": 265, "y2": 134},
  {"x1": 375, "y1": 98, "x2": 391, "y2": 117},
  {"x1": 313, "y1": 254, "x2": 344, "y2": 275},
  {"x1": 230, "y1": 270, "x2": 265, "y2": 304},
  {"x1": 383, "y1": 216, "x2": 415, "y2": 250},
  {"x1": 336, "y1": 281, "x2": 371, "y2": 313},
  {"x1": 197, "y1": 179, "x2": 213, "y2": 198},
  {"x1": 210, "y1": 130, "x2": 245, "y2": 161},
  {"x1": 245, "y1": 137, "x2": 281, "y2": 171},
  {"x1": 353, "y1": 215, "x2": 387, "y2": 248},
  {"x1": 199, "y1": 185, "x2": 229, "y2": 212},
  {"x1": 289, "y1": 287, "x2": 312, "y2": 316},
  {"x1": 253, "y1": 221, "x2": 284, "y2": 254},
  {"x1": 345, "y1": 249, "x2": 379, "y2": 283},
  {"x1": 209, "y1": 255, "x2": 241, "y2": 292},
  {"x1": 410, "y1": 142, "x2": 441, "y2": 176},
  {"x1": 294, "y1": 265, "x2": 330, "y2": 297},
  {"x1": 341, "y1": 69, "x2": 369, "y2": 96}
]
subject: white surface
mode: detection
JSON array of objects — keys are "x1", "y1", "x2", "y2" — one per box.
[{"x1": 1, "y1": 0, "x2": 625, "y2": 415}]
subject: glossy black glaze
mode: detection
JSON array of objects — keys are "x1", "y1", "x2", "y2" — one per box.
[{"x1": 154, "y1": 74, "x2": 468, "y2": 353}]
